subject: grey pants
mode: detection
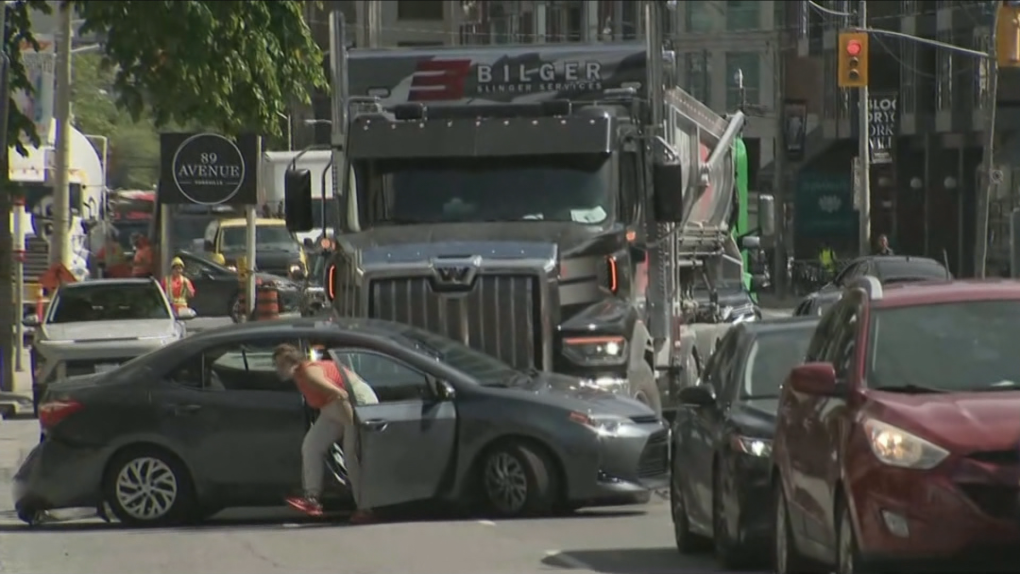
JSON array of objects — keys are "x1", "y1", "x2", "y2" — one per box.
[{"x1": 301, "y1": 400, "x2": 357, "y2": 500}]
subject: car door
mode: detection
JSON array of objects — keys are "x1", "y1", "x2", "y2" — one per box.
[
  {"x1": 158, "y1": 336, "x2": 307, "y2": 499},
  {"x1": 329, "y1": 347, "x2": 457, "y2": 509}
]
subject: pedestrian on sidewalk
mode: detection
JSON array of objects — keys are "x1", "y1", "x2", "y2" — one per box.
[
  {"x1": 273, "y1": 344, "x2": 373, "y2": 523},
  {"x1": 873, "y1": 234, "x2": 894, "y2": 256}
]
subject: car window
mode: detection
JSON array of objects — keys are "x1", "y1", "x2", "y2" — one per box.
[
  {"x1": 805, "y1": 300, "x2": 844, "y2": 362},
  {"x1": 742, "y1": 327, "x2": 814, "y2": 399},
  {"x1": 867, "y1": 300, "x2": 1020, "y2": 392},
  {"x1": 833, "y1": 261, "x2": 859, "y2": 285},
  {"x1": 330, "y1": 349, "x2": 431, "y2": 403},
  {"x1": 825, "y1": 299, "x2": 860, "y2": 381},
  {"x1": 49, "y1": 283, "x2": 171, "y2": 323},
  {"x1": 706, "y1": 332, "x2": 738, "y2": 395},
  {"x1": 168, "y1": 339, "x2": 295, "y2": 393},
  {"x1": 794, "y1": 300, "x2": 811, "y2": 316}
]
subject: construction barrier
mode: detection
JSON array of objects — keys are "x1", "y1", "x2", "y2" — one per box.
[{"x1": 254, "y1": 287, "x2": 280, "y2": 321}]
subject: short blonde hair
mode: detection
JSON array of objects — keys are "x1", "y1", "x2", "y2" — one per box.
[{"x1": 272, "y1": 343, "x2": 304, "y2": 366}]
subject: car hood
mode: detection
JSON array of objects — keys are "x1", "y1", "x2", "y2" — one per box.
[
  {"x1": 512, "y1": 372, "x2": 657, "y2": 419},
  {"x1": 731, "y1": 398, "x2": 779, "y2": 438},
  {"x1": 870, "y1": 391, "x2": 1020, "y2": 453},
  {"x1": 41, "y1": 319, "x2": 178, "y2": 342}
]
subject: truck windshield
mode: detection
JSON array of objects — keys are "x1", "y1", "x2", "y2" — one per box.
[
  {"x1": 222, "y1": 226, "x2": 295, "y2": 250},
  {"x1": 359, "y1": 154, "x2": 612, "y2": 226}
]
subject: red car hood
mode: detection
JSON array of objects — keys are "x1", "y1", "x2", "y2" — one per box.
[{"x1": 870, "y1": 390, "x2": 1020, "y2": 453}]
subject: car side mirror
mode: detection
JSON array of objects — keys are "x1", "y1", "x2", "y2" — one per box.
[
  {"x1": 788, "y1": 363, "x2": 840, "y2": 396},
  {"x1": 284, "y1": 169, "x2": 314, "y2": 232},
  {"x1": 678, "y1": 384, "x2": 716, "y2": 407},
  {"x1": 434, "y1": 380, "x2": 456, "y2": 401},
  {"x1": 651, "y1": 162, "x2": 684, "y2": 223},
  {"x1": 757, "y1": 194, "x2": 776, "y2": 237},
  {"x1": 741, "y1": 235, "x2": 761, "y2": 250},
  {"x1": 176, "y1": 308, "x2": 197, "y2": 321},
  {"x1": 22, "y1": 314, "x2": 40, "y2": 327}
]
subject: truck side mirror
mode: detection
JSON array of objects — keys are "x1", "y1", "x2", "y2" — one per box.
[
  {"x1": 284, "y1": 169, "x2": 314, "y2": 232},
  {"x1": 757, "y1": 194, "x2": 776, "y2": 238},
  {"x1": 652, "y1": 163, "x2": 685, "y2": 222}
]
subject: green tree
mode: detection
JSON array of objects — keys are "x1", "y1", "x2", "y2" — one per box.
[{"x1": 6, "y1": 0, "x2": 326, "y2": 149}]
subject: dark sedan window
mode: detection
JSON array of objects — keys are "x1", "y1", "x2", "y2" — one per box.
[
  {"x1": 49, "y1": 284, "x2": 170, "y2": 323},
  {"x1": 741, "y1": 329, "x2": 813, "y2": 398},
  {"x1": 867, "y1": 300, "x2": 1020, "y2": 392},
  {"x1": 169, "y1": 340, "x2": 295, "y2": 393}
]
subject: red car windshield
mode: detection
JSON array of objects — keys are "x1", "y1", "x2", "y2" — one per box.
[{"x1": 867, "y1": 300, "x2": 1020, "y2": 392}]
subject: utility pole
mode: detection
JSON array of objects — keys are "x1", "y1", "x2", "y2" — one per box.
[
  {"x1": 856, "y1": 1, "x2": 871, "y2": 257},
  {"x1": 773, "y1": 39, "x2": 788, "y2": 297},
  {"x1": 51, "y1": 4, "x2": 72, "y2": 269},
  {"x1": 365, "y1": 0, "x2": 381, "y2": 48},
  {"x1": 0, "y1": 2, "x2": 14, "y2": 393},
  {"x1": 976, "y1": 5, "x2": 1003, "y2": 278}
]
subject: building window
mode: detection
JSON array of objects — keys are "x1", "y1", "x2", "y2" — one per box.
[
  {"x1": 397, "y1": 1, "x2": 444, "y2": 21},
  {"x1": 686, "y1": 1, "x2": 716, "y2": 33},
  {"x1": 726, "y1": 1, "x2": 760, "y2": 31},
  {"x1": 685, "y1": 51, "x2": 712, "y2": 104},
  {"x1": 725, "y1": 52, "x2": 760, "y2": 110},
  {"x1": 900, "y1": 40, "x2": 917, "y2": 115},
  {"x1": 936, "y1": 30, "x2": 953, "y2": 111}
]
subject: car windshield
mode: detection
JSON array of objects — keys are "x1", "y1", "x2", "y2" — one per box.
[
  {"x1": 868, "y1": 300, "x2": 1020, "y2": 392},
  {"x1": 395, "y1": 324, "x2": 519, "y2": 386},
  {"x1": 742, "y1": 327, "x2": 814, "y2": 399},
  {"x1": 49, "y1": 284, "x2": 170, "y2": 323},
  {"x1": 222, "y1": 226, "x2": 295, "y2": 251},
  {"x1": 358, "y1": 154, "x2": 612, "y2": 226}
]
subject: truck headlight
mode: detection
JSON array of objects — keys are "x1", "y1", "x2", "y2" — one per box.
[
  {"x1": 562, "y1": 336, "x2": 627, "y2": 366},
  {"x1": 863, "y1": 418, "x2": 948, "y2": 470}
]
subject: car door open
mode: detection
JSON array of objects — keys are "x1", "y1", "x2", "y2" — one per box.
[{"x1": 329, "y1": 349, "x2": 457, "y2": 509}]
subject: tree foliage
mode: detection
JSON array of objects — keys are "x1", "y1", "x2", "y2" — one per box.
[{"x1": 5, "y1": 0, "x2": 326, "y2": 149}]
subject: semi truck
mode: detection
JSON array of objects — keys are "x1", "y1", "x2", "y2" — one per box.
[{"x1": 285, "y1": 4, "x2": 774, "y2": 418}]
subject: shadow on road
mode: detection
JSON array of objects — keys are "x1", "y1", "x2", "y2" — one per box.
[{"x1": 541, "y1": 547, "x2": 728, "y2": 574}]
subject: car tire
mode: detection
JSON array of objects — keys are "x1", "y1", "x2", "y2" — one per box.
[
  {"x1": 773, "y1": 480, "x2": 818, "y2": 574},
  {"x1": 630, "y1": 361, "x2": 662, "y2": 417},
  {"x1": 713, "y1": 466, "x2": 749, "y2": 569},
  {"x1": 670, "y1": 466, "x2": 710, "y2": 554},
  {"x1": 480, "y1": 441, "x2": 557, "y2": 518},
  {"x1": 103, "y1": 447, "x2": 197, "y2": 527}
]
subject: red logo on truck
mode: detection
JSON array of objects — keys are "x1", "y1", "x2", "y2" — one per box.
[{"x1": 409, "y1": 59, "x2": 472, "y2": 102}]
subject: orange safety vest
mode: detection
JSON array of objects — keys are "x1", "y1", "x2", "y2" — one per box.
[
  {"x1": 132, "y1": 246, "x2": 153, "y2": 276},
  {"x1": 163, "y1": 276, "x2": 194, "y2": 310},
  {"x1": 98, "y1": 243, "x2": 124, "y2": 265}
]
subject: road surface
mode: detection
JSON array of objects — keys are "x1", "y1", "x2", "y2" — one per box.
[{"x1": 0, "y1": 419, "x2": 756, "y2": 574}]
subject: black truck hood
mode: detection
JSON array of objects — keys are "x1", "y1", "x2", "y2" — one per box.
[{"x1": 344, "y1": 222, "x2": 617, "y2": 265}]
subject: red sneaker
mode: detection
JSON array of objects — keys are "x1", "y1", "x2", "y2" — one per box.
[
  {"x1": 285, "y1": 496, "x2": 323, "y2": 516},
  {"x1": 349, "y1": 509, "x2": 374, "y2": 524}
]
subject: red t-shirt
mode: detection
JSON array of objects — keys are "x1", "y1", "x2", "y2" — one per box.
[{"x1": 294, "y1": 360, "x2": 346, "y2": 409}]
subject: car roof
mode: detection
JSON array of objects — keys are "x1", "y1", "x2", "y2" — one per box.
[
  {"x1": 60, "y1": 278, "x2": 156, "y2": 290},
  {"x1": 869, "y1": 279, "x2": 1020, "y2": 308}
]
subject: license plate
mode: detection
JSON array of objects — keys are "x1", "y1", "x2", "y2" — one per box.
[{"x1": 95, "y1": 363, "x2": 120, "y2": 373}]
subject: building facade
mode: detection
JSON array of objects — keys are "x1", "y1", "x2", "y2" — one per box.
[{"x1": 788, "y1": 0, "x2": 1015, "y2": 276}]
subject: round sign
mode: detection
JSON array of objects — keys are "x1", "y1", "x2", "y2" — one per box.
[{"x1": 171, "y1": 133, "x2": 246, "y2": 205}]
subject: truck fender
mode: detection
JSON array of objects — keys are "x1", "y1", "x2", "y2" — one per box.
[{"x1": 627, "y1": 321, "x2": 662, "y2": 416}]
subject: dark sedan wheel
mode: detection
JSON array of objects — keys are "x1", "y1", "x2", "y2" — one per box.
[
  {"x1": 671, "y1": 469, "x2": 709, "y2": 554},
  {"x1": 480, "y1": 442, "x2": 556, "y2": 517},
  {"x1": 104, "y1": 448, "x2": 196, "y2": 527}
]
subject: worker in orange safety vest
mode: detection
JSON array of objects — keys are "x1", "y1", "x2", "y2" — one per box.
[
  {"x1": 162, "y1": 257, "x2": 196, "y2": 314},
  {"x1": 131, "y1": 234, "x2": 154, "y2": 277}
]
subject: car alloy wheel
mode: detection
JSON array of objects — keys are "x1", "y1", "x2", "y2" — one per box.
[
  {"x1": 484, "y1": 452, "x2": 528, "y2": 514},
  {"x1": 114, "y1": 456, "x2": 179, "y2": 522}
]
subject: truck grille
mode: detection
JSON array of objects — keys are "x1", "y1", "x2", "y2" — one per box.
[
  {"x1": 368, "y1": 274, "x2": 540, "y2": 369},
  {"x1": 637, "y1": 430, "x2": 670, "y2": 478}
]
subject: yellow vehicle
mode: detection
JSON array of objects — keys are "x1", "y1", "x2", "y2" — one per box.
[{"x1": 203, "y1": 217, "x2": 307, "y2": 279}]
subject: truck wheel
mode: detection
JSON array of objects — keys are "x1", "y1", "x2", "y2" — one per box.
[
  {"x1": 479, "y1": 441, "x2": 557, "y2": 517},
  {"x1": 630, "y1": 361, "x2": 662, "y2": 416}
]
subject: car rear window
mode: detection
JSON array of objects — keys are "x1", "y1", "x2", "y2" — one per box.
[
  {"x1": 49, "y1": 284, "x2": 171, "y2": 323},
  {"x1": 742, "y1": 326, "x2": 814, "y2": 398},
  {"x1": 875, "y1": 259, "x2": 949, "y2": 282},
  {"x1": 868, "y1": 300, "x2": 1020, "y2": 392}
]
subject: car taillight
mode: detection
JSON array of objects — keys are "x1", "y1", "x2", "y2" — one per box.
[{"x1": 38, "y1": 399, "x2": 83, "y2": 430}]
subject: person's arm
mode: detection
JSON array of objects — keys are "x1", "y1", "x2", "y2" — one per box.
[
  {"x1": 303, "y1": 365, "x2": 349, "y2": 401},
  {"x1": 185, "y1": 278, "x2": 196, "y2": 297}
]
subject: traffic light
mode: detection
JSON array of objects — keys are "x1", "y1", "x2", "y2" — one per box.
[
  {"x1": 997, "y1": 1, "x2": 1020, "y2": 68},
  {"x1": 837, "y1": 32, "x2": 869, "y2": 88}
]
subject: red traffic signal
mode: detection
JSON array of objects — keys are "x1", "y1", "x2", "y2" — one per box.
[{"x1": 846, "y1": 40, "x2": 862, "y2": 57}]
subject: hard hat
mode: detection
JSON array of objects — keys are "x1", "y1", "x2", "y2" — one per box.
[{"x1": 171, "y1": 257, "x2": 184, "y2": 268}]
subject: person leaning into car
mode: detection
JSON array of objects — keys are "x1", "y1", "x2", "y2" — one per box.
[{"x1": 273, "y1": 343, "x2": 373, "y2": 523}]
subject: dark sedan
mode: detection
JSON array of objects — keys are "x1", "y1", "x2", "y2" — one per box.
[
  {"x1": 670, "y1": 316, "x2": 817, "y2": 568},
  {"x1": 793, "y1": 290, "x2": 841, "y2": 316},
  {"x1": 176, "y1": 251, "x2": 301, "y2": 320},
  {"x1": 14, "y1": 317, "x2": 668, "y2": 527}
]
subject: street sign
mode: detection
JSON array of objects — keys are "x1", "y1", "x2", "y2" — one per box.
[{"x1": 158, "y1": 132, "x2": 260, "y2": 206}]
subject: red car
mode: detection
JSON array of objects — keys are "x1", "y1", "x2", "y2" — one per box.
[{"x1": 772, "y1": 277, "x2": 1020, "y2": 574}]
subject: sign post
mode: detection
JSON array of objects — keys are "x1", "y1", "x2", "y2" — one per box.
[{"x1": 159, "y1": 133, "x2": 260, "y2": 311}]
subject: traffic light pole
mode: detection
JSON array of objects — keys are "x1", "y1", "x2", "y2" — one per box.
[{"x1": 857, "y1": 1, "x2": 871, "y2": 257}]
